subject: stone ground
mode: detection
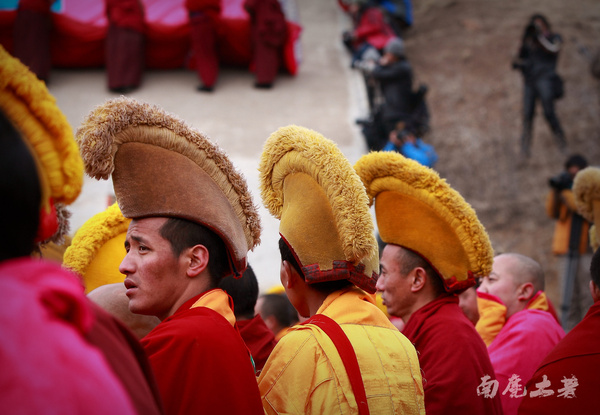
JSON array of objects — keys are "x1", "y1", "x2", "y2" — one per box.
[{"x1": 50, "y1": 0, "x2": 366, "y2": 292}]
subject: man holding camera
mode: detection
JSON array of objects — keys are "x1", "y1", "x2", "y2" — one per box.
[
  {"x1": 546, "y1": 154, "x2": 593, "y2": 331},
  {"x1": 513, "y1": 14, "x2": 566, "y2": 158}
]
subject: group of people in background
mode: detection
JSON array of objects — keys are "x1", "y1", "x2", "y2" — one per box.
[
  {"x1": 10, "y1": 0, "x2": 289, "y2": 93},
  {"x1": 339, "y1": 0, "x2": 438, "y2": 168},
  {"x1": 2, "y1": 3, "x2": 600, "y2": 415}
]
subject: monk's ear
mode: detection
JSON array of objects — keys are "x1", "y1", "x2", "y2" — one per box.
[
  {"x1": 186, "y1": 244, "x2": 209, "y2": 278},
  {"x1": 517, "y1": 282, "x2": 535, "y2": 302},
  {"x1": 281, "y1": 260, "x2": 296, "y2": 289},
  {"x1": 411, "y1": 267, "x2": 427, "y2": 293}
]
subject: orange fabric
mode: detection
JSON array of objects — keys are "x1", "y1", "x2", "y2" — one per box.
[
  {"x1": 475, "y1": 291, "x2": 506, "y2": 347},
  {"x1": 190, "y1": 288, "x2": 236, "y2": 326},
  {"x1": 546, "y1": 190, "x2": 590, "y2": 255}
]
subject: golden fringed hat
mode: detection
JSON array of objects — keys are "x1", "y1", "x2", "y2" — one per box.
[
  {"x1": 63, "y1": 203, "x2": 131, "y2": 293},
  {"x1": 76, "y1": 97, "x2": 261, "y2": 278},
  {"x1": 573, "y1": 166, "x2": 600, "y2": 251},
  {"x1": 0, "y1": 45, "x2": 83, "y2": 244},
  {"x1": 258, "y1": 125, "x2": 379, "y2": 293},
  {"x1": 354, "y1": 151, "x2": 493, "y2": 292}
]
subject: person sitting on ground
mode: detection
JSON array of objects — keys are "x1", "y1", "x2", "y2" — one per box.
[
  {"x1": 219, "y1": 264, "x2": 277, "y2": 372},
  {"x1": 76, "y1": 96, "x2": 263, "y2": 415},
  {"x1": 382, "y1": 122, "x2": 438, "y2": 167},
  {"x1": 256, "y1": 125, "x2": 425, "y2": 414},
  {"x1": 355, "y1": 150, "x2": 503, "y2": 415},
  {"x1": 478, "y1": 253, "x2": 565, "y2": 415}
]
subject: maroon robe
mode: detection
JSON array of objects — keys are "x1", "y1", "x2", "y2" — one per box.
[
  {"x1": 403, "y1": 294, "x2": 503, "y2": 414},
  {"x1": 104, "y1": 0, "x2": 145, "y2": 91},
  {"x1": 518, "y1": 301, "x2": 600, "y2": 414},
  {"x1": 237, "y1": 314, "x2": 277, "y2": 373},
  {"x1": 141, "y1": 293, "x2": 263, "y2": 415},
  {"x1": 186, "y1": 0, "x2": 221, "y2": 89},
  {"x1": 244, "y1": 0, "x2": 287, "y2": 85},
  {"x1": 13, "y1": 0, "x2": 52, "y2": 81}
]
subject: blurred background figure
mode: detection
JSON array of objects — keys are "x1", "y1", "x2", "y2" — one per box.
[
  {"x1": 255, "y1": 291, "x2": 299, "y2": 341},
  {"x1": 244, "y1": 0, "x2": 288, "y2": 89},
  {"x1": 13, "y1": 0, "x2": 53, "y2": 82},
  {"x1": 105, "y1": 0, "x2": 145, "y2": 93},
  {"x1": 512, "y1": 13, "x2": 566, "y2": 158},
  {"x1": 383, "y1": 121, "x2": 438, "y2": 168},
  {"x1": 219, "y1": 265, "x2": 277, "y2": 373},
  {"x1": 546, "y1": 154, "x2": 593, "y2": 331},
  {"x1": 186, "y1": 0, "x2": 222, "y2": 92}
]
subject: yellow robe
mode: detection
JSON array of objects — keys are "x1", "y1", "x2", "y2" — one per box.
[{"x1": 257, "y1": 287, "x2": 425, "y2": 414}]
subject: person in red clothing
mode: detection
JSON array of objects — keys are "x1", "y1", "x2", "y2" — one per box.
[
  {"x1": 104, "y1": 0, "x2": 145, "y2": 93},
  {"x1": 219, "y1": 264, "x2": 277, "y2": 372},
  {"x1": 13, "y1": 0, "x2": 53, "y2": 82},
  {"x1": 519, "y1": 247, "x2": 600, "y2": 414},
  {"x1": 185, "y1": 0, "x2": 222, "y2": 92},
  {"x1": 0, "y1": 47, "x2": 162, "y2": 415},
  {"x1": 244, "y1": 0, "x2": 288, "y2": 89},
  {"x1": 478, "y1": 253, "x2": 565, "y2": 415},
  {"x1": 355, "y1": 151, "x2": 503, "y2": 415},
  {"x1": 76, "y1": 96, "x2": 263, "y2": 415}
]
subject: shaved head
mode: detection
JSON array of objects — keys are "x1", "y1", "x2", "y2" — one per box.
[{"x1": 500, "y1": 253, "x2": 545, "y2": 292}]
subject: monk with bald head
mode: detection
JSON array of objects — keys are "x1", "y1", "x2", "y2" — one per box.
[{"x1": 478, "y1": 253, "x2": 565, "y2": 415}]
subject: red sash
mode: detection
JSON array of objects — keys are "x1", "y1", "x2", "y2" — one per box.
[{"x1": 307, "y1": 314, "x2": 370, "y2": 415}]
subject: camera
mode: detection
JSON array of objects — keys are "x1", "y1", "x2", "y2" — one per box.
[{"x1": 548, "y1": 171, "x2": 572, "y2": 191}]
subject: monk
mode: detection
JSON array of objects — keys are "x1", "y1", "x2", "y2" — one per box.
[
  {"x1": 76, "y1": 97, "x2": 263, "y2": 415},
  {"x1": 355, "y1": 151, "x2": 503, "y2": 415},
  {"x1": 518, "y1": 249, "x2": 600, "y2": 414},
  {"x1": 478, "y1": 253, "x2": 565, "y2": 415},
  {"x1": 257, "y1": 126, "x2": 425, "y2": 414}
]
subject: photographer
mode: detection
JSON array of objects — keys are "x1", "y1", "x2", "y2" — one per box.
[
  {"x1": 546, "y1": 154, "x2": 593, "y2": 331},
  {"x1": 513, "y1": 14, "x2": 566, "y2": 158}
]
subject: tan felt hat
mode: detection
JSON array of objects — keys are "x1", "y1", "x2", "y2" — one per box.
[
  {"x1": 354, "y1": 151, "x2": 493, "y2": 293},
  {"x1": 259, "y1": 125, "x2": 379, "y2": 293},
  {"x1": 76, "y1": 97, "x2": 261, "y2": 277}
]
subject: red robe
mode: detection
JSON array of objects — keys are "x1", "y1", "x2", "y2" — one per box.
[
  {"x1": 488, "y1": 308, "x2": 565, "y2": 415},
  {"x1": 237, "y1": 314, "x2": 277, "y2": 373},
  {"x1": 185, "y1": 0, "x2": 221, "y2": 89},
  {"x1": 402, "y1": 294, "x2": 503, "y2": 414},
  {"x1": 13, "y1": 0, "x2": 52, "y2": 81},
  {"x1": 518, "y1": 301, "x2": 600, "y2": 414},
  {"x1": 244, "y1": 0, "x2": 287, "y2": 85},
  {"x1": 104, "y1": 0, "x2": 145, "y2": 91},
  {"x1": 141, "y1": 291, "x2": 263, "y2": 415}
]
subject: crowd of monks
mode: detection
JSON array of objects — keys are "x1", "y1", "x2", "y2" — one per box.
[{"x1": 2, "y1": 11, "x2": 600, "y2": 414}]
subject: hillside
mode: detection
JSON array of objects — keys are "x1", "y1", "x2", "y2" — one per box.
[{"x1": 404, "y1": 0, "x2": 600, "y2": 303}]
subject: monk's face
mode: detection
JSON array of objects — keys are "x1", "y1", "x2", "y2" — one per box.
[
  {"x1": 377, "y1": 244, "x2": 415, "y2": 321},
  {"x1": 120, "y1": 217, "x2": 190, "y2": 320},
  {"x1": 478, "y1": 255, "x2": 521, "y2": 316}
]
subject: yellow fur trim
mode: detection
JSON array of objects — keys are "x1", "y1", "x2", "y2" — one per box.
[
  {"x1": 76, "y1": 97, "x2": 260, "y2": 251},
  {"x1": 0, "y1": 45, "x2": 83, "y2": 206},
  {"x1": 590, "y1": 225, "x2": 599, "y2": 252},
  {"x1": 259, "y1": 125, "x2": 377, "y2": 263},
  {"x1": 573, "y1": 167, "x2": 600, "y2": 223},
  {"x1": 63, "y1": 203, "x2": 130, "y2": 277},
  {"x1": 354, "y1": 151, "x2": 493, "y2": 282}
]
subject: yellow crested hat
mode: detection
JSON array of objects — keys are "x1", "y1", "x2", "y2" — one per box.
[
  {"x1": 63, "y1": 203, "x2": 130, "y2": 293},
  {"x1": 354, "y1": 151, "x2": 493, "y2": 292},
  {"x1": 259, "y1": 125, "x2": 379, "y2": 293},
  {"x1": 573, "y1": 166, "x2": 600, "y2": 251},
  {"x1": 76, "y1": 97, "x2": 261, "y2": 277},
  {"x1": 0, "y1": 45, "x2": 83, "y2": 243}
]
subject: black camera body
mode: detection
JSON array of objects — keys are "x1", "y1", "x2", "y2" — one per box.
[{"x1": 548, "y1": 171, "x2": 573, "y2": 191}]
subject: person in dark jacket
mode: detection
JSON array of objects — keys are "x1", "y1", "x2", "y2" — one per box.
[{"x1": 513, "y1": 14, "x2": 566, "y2": 158}]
